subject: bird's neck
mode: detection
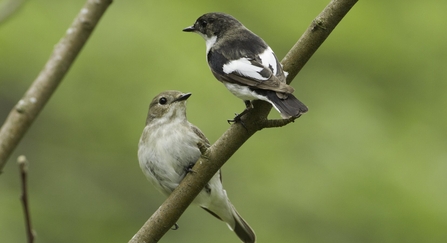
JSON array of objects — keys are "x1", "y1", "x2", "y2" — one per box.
[{"x1": 205, "y1": 35, "x2": 217, "y2": 55}]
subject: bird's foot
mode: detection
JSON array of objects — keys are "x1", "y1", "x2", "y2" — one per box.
[
  {"x1": 227, "y1": 100, "x2": 252, "y2": 124},
  {"x1": 227, "y1": 112, "x2": 248, "y2": 130},
  {"x1": 227, "y1": 112, "x2": 244, "y2": 124},
  {"x1": 227, "y1": 105, "x2": 253, "y2": 130},
  {"x1": 184, "y1": 162, "x2": 196, "y2": 174},
  {"x1": 171, "y1": 223, "x2": 179, "y2": 230}
]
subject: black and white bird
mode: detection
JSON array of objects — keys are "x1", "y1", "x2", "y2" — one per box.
[
  {"x1": 138, "y1": 91, "x2": 256, "y2": 243},
  {"x1": 183, "y1": 12, "x2": 308, "y2": 122}
]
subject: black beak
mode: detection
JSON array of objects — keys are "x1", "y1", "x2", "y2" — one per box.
[
  {"x1": 175, "y1": 93, "x2": 192, "y2": 102},
  {"x1": 182, "y1": 25, "x2": 196, "y2": 32}
]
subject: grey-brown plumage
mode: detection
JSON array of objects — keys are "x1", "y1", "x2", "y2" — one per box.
[
  {"x1": 183, "y1": 12, "x2": 308, "y2": 119},
  {"x1": 138, "y1": 91, "x2": 256, "y2": 243}
]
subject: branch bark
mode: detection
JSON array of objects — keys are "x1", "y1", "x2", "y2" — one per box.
[
  {"x1": 0, "y1": 0, "x2": 113, "y2": 172},
  {"x1": 129, "y1": 0, "x2": 358, "y2": 242}
]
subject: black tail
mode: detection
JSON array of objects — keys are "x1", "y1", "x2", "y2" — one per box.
[{"x1": 258, "y1": 90, "x2": 308, "y2": 118}]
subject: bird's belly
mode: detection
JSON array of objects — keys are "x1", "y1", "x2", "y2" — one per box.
[
  {"x1": 138, "y1": 125, "x2": 201, "y2": 195},
  {"x1": 223, "y1": 82, "x2": 267, "y2": 101}
]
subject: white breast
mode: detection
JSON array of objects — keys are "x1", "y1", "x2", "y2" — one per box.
[
  {"x1": 202, "y1": 35, "x2": 217, "y2": 57},
  {"x1": 138, "y1": 121, "x2": 201, "y2": 195}
]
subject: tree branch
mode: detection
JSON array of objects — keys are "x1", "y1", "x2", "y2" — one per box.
[
  {"x1": 0, "y1": 0, "x2": 113, "y2": 173},
  {"x1": 0, "y1": 0, "x2": 28, "y2": 24},
  {"x1": 17, "y1": 155, "x2": 34, "y2": 243},
  {"x1": 129, "y1": 0, "x2": 358, "y2": 242},
  {"x1": 282, "y1": 0, "x2": 358, "y2": 84}
]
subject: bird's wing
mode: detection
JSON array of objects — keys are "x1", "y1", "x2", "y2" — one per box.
[
  {"x1": 191, "y1": 124, "x2": 210, "y2": 147},
  {"x1": 211, "y1": 47, "x2": 294, "y2": 94},
  {"x1": 190, "y1": 124, "x2": 222, "y2": 184}
]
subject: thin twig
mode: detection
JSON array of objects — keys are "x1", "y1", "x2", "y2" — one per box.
[
  {"x1": 260, "y1": 116, "x2": 297, "y2": 129},
  {"x1": 129, "y1": 0, "x2": 358, "y2": 242},
  {"x1": 17, "y1": 155, "x2": 34, "y2": 243},
  {"x1": 0, "y1": 0, "x2": 113, "y2": 173}
]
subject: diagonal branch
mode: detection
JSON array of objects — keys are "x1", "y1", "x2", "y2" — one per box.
[
  {"x1": 0, "y1": 0, "x2": 113, "y2": 173},
  {"x1": 0, "y1": 0, "x2": 28, "y2": 24},
  {"x1": 129, "y1": 0, "x2": 358, "y2": 242},
  {"x1": 282, "y1": 0, "x2": 358, "y2": 84}
]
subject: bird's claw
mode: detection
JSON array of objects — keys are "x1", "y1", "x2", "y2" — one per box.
[
  {"x1": 227, "y1": 113, "x2": 247, "y2": 130},
  {"x1": 184, "y1": 163, "x2": 196, "y2": 174},
  {"x1": 227, "y1": 113, "x2": 242, "y2": 124}
]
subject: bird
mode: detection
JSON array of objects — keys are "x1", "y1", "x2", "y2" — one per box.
[
  {"x1": 183, "y1": 12, "x2": 308, "y2": 122},
  {"x1": 138, "y1": 90, "x2": 256, "y2": 243}
]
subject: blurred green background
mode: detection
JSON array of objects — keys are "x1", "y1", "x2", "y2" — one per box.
[{"x1": 1, "y1": 0, "x2": 446, "y2": 242}]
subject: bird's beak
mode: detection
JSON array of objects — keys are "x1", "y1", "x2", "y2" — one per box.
[
  {"x1": 182, "y1": 25, "x2": 196, "y2": 32},
  {"x1": 174, "y1": 93, "x2": 192, "y2": 102}
]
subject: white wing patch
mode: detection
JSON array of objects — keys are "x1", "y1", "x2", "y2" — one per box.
[
  {"x1": 259, "y1": 47, "x2": 278, "y2": 76},
  {"x1": 258, "y1": 47, "x2": 279, "y2": 75},
  {"x1": 222, "y1": 47, "x2": 280, "y2": 80},
  {"x1": 222, "y1": 58, "x2": 268, "y2": 81}
]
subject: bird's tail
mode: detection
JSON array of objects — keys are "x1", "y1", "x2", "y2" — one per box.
[
  {"x1": 201, "y1": 203, "x2": 256, "y2": 243},
  {"x1": 265, "y1": 91, "x2": 308, "y2": 118},
  {"x1": 230, "y1": 204, "x2": 256, "y2": 243}
]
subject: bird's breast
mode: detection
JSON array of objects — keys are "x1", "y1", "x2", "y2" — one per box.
[{"x1": 138, "y1": 122, "x2": 202, "y2": 186}]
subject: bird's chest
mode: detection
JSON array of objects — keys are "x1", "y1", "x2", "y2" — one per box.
[{"x1": 139, "y1": 123, "x2": 201, "y2": 184}]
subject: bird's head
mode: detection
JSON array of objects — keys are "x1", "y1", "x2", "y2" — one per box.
[
  {"x1": 183, "y1": 12, "x2": 242, "y2": 40},
  {"x1": 146, "y1": 91, "x2": 192, "y2": 125}
]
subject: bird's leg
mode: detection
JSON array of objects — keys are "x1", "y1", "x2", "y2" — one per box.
[
  {"x1": 184, "y1": 162, "x2": 196, "y2": 174},
  {"x1": 244, "y1": 100, "x2": 253, "y2": 109},
  {"x1": 227, "y1": 100, "x2": 253, "y2": 126}
]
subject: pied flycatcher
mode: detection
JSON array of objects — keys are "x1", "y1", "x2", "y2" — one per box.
[
  {"x1": 183, "y1": 12, "x2": 308, "y2": 122},
  {"x1": 138, "y1": 91, "x2": 256, "y2": 243}
]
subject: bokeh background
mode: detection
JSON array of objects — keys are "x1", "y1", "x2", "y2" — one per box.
[{"x1": 1, "y1": 0, "x2": 446, "y2": 242}]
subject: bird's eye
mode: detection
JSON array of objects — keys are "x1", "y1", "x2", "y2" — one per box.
[
  {"x1": 199, "y1": 19, "x2": 207, "y2": 27},
  {"x1": 159, "y1": 97, "x2": 167, "y2": 105}
]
